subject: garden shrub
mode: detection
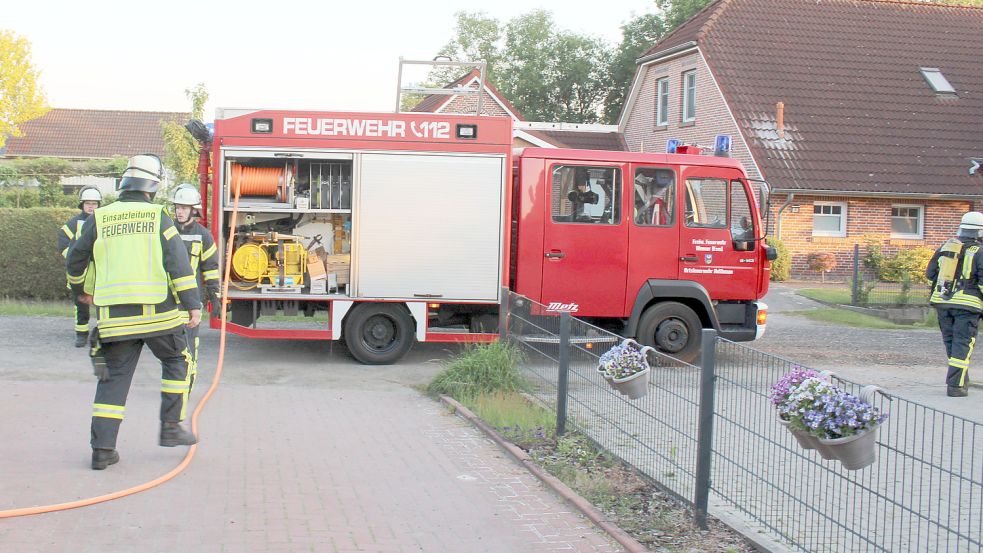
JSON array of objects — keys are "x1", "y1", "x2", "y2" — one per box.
[
  {"x1": 766, "y1": 237, "x2": 790, "y2": 281},
  {"x1": 0, "y1": 207, "x2": 77, "y2": 300}
]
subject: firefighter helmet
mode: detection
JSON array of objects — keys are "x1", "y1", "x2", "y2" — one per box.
[
  {"x1": 77, "y1": 186, "x2": 102, "y2": 208},
  {"x1": 119, "y1": 154, "x2": 163, "y2": 194},
  {"x1": 960, "y1": 212, "x2": 983, "y2": 230},
  {"x1": 172, "y1": 183, "x2": 202, "y2": 209}
]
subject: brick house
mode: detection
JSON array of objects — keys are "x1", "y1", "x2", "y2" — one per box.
[
  {"x1": 411, "y1": 69, "x2": 625, "y2": 151},
  {"x1": 2, "y1": 108, "x2": 187, "y2": 196},
  {"x1": 618, "y1": 0, "x2": 983, "y2": 279}
]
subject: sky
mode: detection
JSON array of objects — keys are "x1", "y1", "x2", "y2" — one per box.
[{"x1": 5, "y1": 0, "x2": 657, "y2": 121}]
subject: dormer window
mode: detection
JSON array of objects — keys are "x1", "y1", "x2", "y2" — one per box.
[{"x1": 920, "y1": 68, "x2": 956, "y2": 95}]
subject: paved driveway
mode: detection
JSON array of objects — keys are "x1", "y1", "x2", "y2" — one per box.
[{"x1": 0, "y1": 317, "x2": 622, "y2": 553}]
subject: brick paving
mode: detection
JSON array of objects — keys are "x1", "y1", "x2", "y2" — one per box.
[{"x1": 0, "y1": 318, "x2": 623, "y2": 553}]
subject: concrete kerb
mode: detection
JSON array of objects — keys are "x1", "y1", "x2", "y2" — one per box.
[{"x1": 439, "y1": 395, "x2": 649, "y2": 553}]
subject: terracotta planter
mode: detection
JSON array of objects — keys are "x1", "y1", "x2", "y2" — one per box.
[{"x1": 819, "y1": 425, "x2": 880, "y2": 470}]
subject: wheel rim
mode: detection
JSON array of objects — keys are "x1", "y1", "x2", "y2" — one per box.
[
  {"x1": 361, "y1": 314, "x2": 399, "y2": 352},
  {"x1": 655, "y1": 317, "x2": 689, "y2": 353}
]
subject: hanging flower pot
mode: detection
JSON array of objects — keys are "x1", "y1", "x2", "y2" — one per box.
[
  {"x1": 611, "y1": 367, "x2": 651, "y2": 399},
  {"x1": 597, "y1": 340, "x2": 652, "y2": 400},
  {"x1": 818, "y1": 424, "x2": 881, "y2": 470},
  {"x1": 777, "y1": 417, "x2": 818, "y2": 450}
]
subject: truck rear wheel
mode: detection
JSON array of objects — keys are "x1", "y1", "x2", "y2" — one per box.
[
  {"x1": 637, "y1": 302, "x2": 702, "y2": 363},
  {"x1": 343, "y1": 303, "x2": 415, "y2": 365}
]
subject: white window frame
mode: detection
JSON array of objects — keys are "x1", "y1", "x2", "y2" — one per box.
[
  {"x1": 812, "y1": 201, "x2": 848, "y2": 237},
  {"x1": 890, "y1": 204, "x2": 924, "y2": 239},
  {"x1": 920, "y1": 68, "x2": 955, "y2": 94},
  {"x1": 682, "y1": 71, "x2": 697, "y2": 122},
  {"x1": 656, "y1": 77, "x2": 669, "y2": 126}
]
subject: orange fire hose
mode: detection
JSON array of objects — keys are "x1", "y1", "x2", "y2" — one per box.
[
  {"x1": 0, "y1": 186, "x2": 244, "y2": 520},
  {"x1": 230, "y1": 164, "x2": 286, "y2": 199}
]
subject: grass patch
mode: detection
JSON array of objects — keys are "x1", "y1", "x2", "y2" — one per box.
[
  {"x1": 792, "y1": 307, "x2": 934, "y2": 329},
  {"x1": 798, "y1": 287, "x2": 930, "y2": 306},
  {"x1": 0, "y1": 298, "x2": 74, "y2": 317},
  {"x1": 462, "y1": 391, "x2": 555, "y2": 448},
  {"x1": 427, "y1": 341, "x2": 525, "y2": 399}
]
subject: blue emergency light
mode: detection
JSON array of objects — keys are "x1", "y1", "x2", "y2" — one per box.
[
  {"x1": 714, "y1": 135, "x2": 732, "y2": 157},
  {"x1": 666, "y1": 139, "x2": 681, "y2": 154}
]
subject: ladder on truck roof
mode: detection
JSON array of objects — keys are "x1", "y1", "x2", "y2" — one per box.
[{"x1": 395, "y1": 57, "x2": 487, "y2": 115}]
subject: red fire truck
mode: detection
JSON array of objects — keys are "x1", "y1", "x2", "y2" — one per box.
[{"x1": 199, "y1": 109, "x2": 775, "y2": 364}]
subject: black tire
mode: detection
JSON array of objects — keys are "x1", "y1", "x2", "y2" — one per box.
[
  {"x1": 343, "y1": 303, "x2": 415, "y2": 365},
  {"x1": 636, "y1": 302, "x2": 703, "y2": 363},
  {"x1": 468, "y1": 313, "x2": 499, "y2": 333}
]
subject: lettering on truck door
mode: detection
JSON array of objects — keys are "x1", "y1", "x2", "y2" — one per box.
[
  {"x1": 541, "y1": 163, "x2": 628, "y2": 316},
  {"x1": 676, "y1": 168, "x2": 759, "y2": 300}
]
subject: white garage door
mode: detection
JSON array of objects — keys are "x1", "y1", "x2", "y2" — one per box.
[{"x1": 355, "y1": 153, "x2": 505, "y2": 301}]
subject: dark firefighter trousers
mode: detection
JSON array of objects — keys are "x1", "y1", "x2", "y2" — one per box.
[
  {"x1": 90, "y1": 331, "x2": 193, "y2": 450},
  {"x1": 73, "y1": 294, "x2": 90, "y2": 333},
  {"x1": 936, "y1": 306, "x2": 977, "y2": 389}
]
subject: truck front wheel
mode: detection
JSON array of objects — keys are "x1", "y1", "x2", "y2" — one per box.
[
  {"x1": 636, "y1": 302, "x2": 702, "y2": 363},
  {"x1": 343, "y1": 303, "x2": 415, "y2": 365}
]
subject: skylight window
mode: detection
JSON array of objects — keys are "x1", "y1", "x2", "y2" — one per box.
[{"x1": 920, "y1": 68, "x2": 956, "y2": 94}]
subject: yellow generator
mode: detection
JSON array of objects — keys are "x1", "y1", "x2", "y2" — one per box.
[{"x1": 232, "y1": 232, "x2": 308, "y2": 288}]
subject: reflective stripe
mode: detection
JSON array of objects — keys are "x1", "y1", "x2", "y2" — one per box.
[
  {"x1": 163, "y1": 226, "x2": 178, "y2": 240},
  {"x1": 75, "y1": 323, "x2": 89, "y2": 332},
  {"x1": 62, "y1": 247, "x2": 69, "y2": 258},
  {"x1": 172, "y1": 275, "x2": 197, "y2": 292},
  {"x1": 92, "y1": 403, "x2": 125, "y2": 420},
  {"x1": 161, "y1": 378, "x2": 191, "y2": 394},
  {"x1": 180, "y1": 234, "x2": 203, "y2": 242},
  {"x1": 97, "y1": 311, "x2": 186, "y2": 338},
  {"x1": 67, "y1": 272, "x2": 86, "y2": 284},
  {"x1": 62, "y1": 225, "x2": 73, "y2": 239},
  {"x1": 202, "y1": 244, "x2": 216, "y2": 260},
  {"x1": 203, "y1": 269, "x2": 219, "y2": 281}
]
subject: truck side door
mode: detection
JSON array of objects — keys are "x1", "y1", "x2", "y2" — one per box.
[
  {"x1": 676, "y1": 167, "x2": 759, "y2": 300},
  {"x1": 541, "y1": 163, "x2": 628, "y2": 316},
  {"x1": 627, "y1": 165, "x2": 680, "y2": 312}
]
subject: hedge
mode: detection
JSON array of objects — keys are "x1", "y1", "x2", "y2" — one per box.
[
  {"x1": 766, "y1": 237, "x2": 791, "y2": 281},
  {"x1": 0, "y1": 207, "x2": 78, "y2": 300}
]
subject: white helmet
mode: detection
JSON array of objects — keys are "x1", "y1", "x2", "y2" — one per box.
[
  {"x1": 78, "y1": 186, "x2": 102, "y2": 207},
  {"x1": 119, "y1": 154, "x2": 163, "y2": 193},
  {"x1": 960, "y1": 212, "x2": 983, "y2": 230},
  {"x1": 172, "y1": 183, "x2": 202, "y2": 209}
]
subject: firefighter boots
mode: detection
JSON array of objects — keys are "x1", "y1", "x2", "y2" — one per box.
[
  {"x1": 91, "y1": 448, "x2": 119, "y2": 470},
  {"x1": 75, "y1": 331, "x2": 88, "y2": 348},
  {"x1": 159, "y1": 422, "x2": 197, "y2": 447},
  {"x1": 948, "y1": 386, "x2": 969, "y2": 397}
]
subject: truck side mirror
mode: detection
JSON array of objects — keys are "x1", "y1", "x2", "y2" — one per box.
[{"x1": 764, "y1": 245, "x2": 778, "y2": 261}]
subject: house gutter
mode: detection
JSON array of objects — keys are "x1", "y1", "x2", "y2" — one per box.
[
  {"x1": 635, "y1": 41, "x2": 699, "y2": 66},
  {"x1": 774, "y1": 193, "x2": 795, "y2": 240},
  {"x1": 770, "y1": 188, "x2": 983, "y2": 201}
]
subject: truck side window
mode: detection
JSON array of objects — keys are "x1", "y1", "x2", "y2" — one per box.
[
  {"x1": 551, "y1": 165, "x2": 622, "y2": 225},
  {"x1": 633, "y1": 168, "x2": 675, "y2": 226},
  {"x1": 684, "y1": 178, "x2": 727, "y2": 228},
  {"x1": 730, "y1": 180, "x2": 755, "y2": 241}
]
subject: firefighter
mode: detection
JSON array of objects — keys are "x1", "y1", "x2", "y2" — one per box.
[
  {"x1": 59, "y1": 186, "x2": 102, "y2": 347},
  {"x1": 171, "y1": 183, "x2": 220, "y2": 390},
  {"x1": 926, "y1": 211, "x2": 983, "y2": 397},
  {"x1": 66, "y1": 154, "x2": 203, "y2": 470}
]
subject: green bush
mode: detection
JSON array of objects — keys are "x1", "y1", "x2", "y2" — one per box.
[
  {"x1": 0, "y1": 207, "x2": 77, "y2": 300},
  {"x1": 766, "y1": 237, "x2": 790, "y2": 281},
  {"x1": 427, "y1": 342, "x2": 525, "y2": 400},
  {"x1": 882, "y1": 247, "x2": 934, "y2": 284},
  {"x1": 863, "y1": 236, "x2": 887, "y2": 280}
]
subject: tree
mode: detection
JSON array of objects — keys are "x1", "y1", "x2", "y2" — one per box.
[
  {"x1": 603, "y1": 14, "x2": 666, "y2": 123},
  {"x1": 161, "y1": 83, "x2": 207, "y2": 199},
  {"x1": 655, "y1": 0, "x2": 713, "y2": 33},
  {"x1": 0, "y1": 30, "x2": 49, "y2": 149},
  {"x1": 431, "y1": 10, "x2": 623, "y2": 123}
]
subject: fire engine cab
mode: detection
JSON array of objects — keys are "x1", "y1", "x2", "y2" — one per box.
[{"x1": 200, "y1": 109, "x2": 774, "y2": 364}]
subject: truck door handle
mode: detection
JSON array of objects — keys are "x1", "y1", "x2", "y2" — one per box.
[
  {"x1": 680, "y1": 256, "x2": 698, "y2": 262},
  {"x1": 545, "y1": 251, "x2": 565, "y2": 259}
]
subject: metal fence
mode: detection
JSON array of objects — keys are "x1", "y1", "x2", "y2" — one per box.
[
  {"x1": 502, "y1": 290, "x2": 982, "y2": 553},
  {"x1": 847, "y1": 243, "x2": 932, "y2": 308}
]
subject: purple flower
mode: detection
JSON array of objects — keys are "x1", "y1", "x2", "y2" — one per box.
[{"x1": 771, "y1": 369, "x2": 823, "y2": 406}]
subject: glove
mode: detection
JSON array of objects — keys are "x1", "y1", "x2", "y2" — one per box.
[
  {"x1": 208, "y1": 289, "x2": 222, "y2": 316},
  {"x1": 89, "y1": 328, "x2": 109, "y2": 381}
]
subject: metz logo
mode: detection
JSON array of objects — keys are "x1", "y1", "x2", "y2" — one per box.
[{"x1": 546, "y1": 302, "x2": 580, "y2": 312}]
